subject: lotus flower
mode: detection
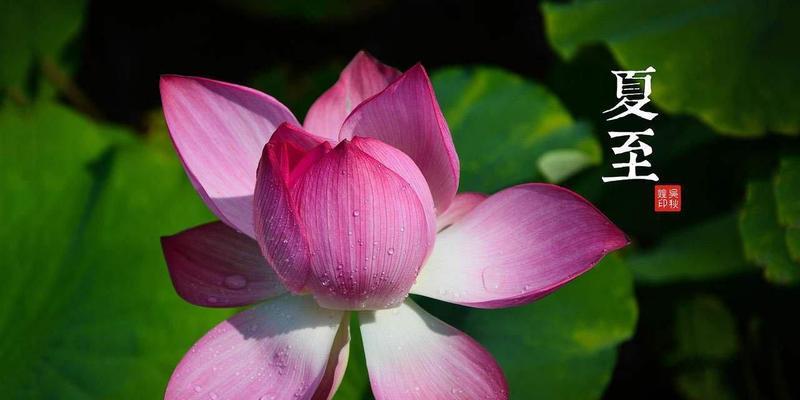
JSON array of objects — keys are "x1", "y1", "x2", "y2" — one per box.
[{"x1": 159, "y1": 51, "x2": 628, "y2": 400}]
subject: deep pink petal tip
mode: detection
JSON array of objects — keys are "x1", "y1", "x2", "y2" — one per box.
[
  {"x1": 412, "y1": 183, "x2": 628, "y2": 309},
  {"x1": 304, "y1": 51, "x2": 401, "y2": 140},
  {"x1": 160, "y1": 75, "x2": 298, "y2": 237},
  {"x1": 339, "y1": 62, "x2": 460, "y2": 214}
]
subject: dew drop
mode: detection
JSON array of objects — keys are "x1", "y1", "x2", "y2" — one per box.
[
  {"x1": 207, "y1": 296, "x2": 219, "y2": 304},
  {"x1": 387, "y1": 248, "x2": 395, "y2": 255},
  {"x1": 193, "y1": 385, "x2": 202, "y2": 393},
  {"x1": 282, "y1": 239, "x2": 289, "y2": 244},
  {"x1": 209, "y1": 393, "x2": 219, "y2": 400},
  {"x1": 224, "y1": 274, "x2": 247, "y2": 289},
  {"x1": 352, "y1": 210, "x2": 360, "y2": 217}
]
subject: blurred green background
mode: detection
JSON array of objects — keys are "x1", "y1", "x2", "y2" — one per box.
[{"x1": 1, "y1": 0, "x2": 798, "y2": 399}]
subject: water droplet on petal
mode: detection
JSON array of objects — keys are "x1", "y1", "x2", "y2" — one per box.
[
  {"x1": 223, "y1": 274, "x2": 247, "y2": 289},
  {"x1": 352, "y1": 210, "x2": 360, "y2": 217},
  {"x1": 207, "y1": 296, "x2": 218, "y2": 304},
  {"x1": 387, "y1": 248, "x2": 395, "y2": 255},
  {"x1": 193, "y1": 385, "x2": 202, "y2": 393}
]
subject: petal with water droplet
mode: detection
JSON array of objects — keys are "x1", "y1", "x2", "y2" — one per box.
[
  {"x1": 253, "y1": 123, "x2": 331, "y2": 292},
  {"x1": 412, "y1": 183, "x2": 628, "y2": 308},
  {"x1": 161, "y1": 221, "x2": 286, "y2": 307},
  {"x1": 166, "y1": 295, "x2": 345, "y2": 400},
  {"x1": 292, "y1": 138, "x2": 435, "y2": 310}
]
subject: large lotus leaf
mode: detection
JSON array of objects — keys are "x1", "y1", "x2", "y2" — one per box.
[
  {"x1": 774, "y1": 155, "x2": 800, "y2": 228},
  {"x1": 0, "y1": 0, "x2": 86, "y2": 89},
  {"x1": 542, "y1": 0, "x2": 800, "y2": 137},
  {"x1": 629, "y1": 214, "x2": 753, "y2": 284},
  {"x1": 461, "y1": 255, "x2": 637, "y2": 400},
  {"x1": 739, "y1": 180, "x2": 800, "y2": 285},
  {"x1": 675, "y1": 368, "x2": 735, "y2": 400},
  {"x1": 773, "y1": 155, "x2": 800, "y2": 263},
  {"x1": 432, "y1": 66, "x2": 601, "y2": 192},
  {"x1": 0, "y1": 102, "x2": 231, "y2": 398},
  {"x1": 668, "y1": 295, "x2": 738, "y2": 364},
  {"x1": 668, "y1": 296, "x2": 738, "y2": 400}
]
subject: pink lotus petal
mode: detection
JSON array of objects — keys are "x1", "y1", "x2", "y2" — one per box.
[
  {"x1": 339, "y1": 64, "x2": 459, "y2": 214},
  {"x1": 349, "y1": 137, "x2": 436, "y2": 233},
  {"x1": 165, "y1": 295, "x2": 345, "y2": 400},
  {"x1": 292, "y1": 140, "x2": 436, "y2": 310},
  {"x1": 436, "y1": 192, "x2": 487, "y2": 232},
  {"x1": 360, "y1": 300, "x2": 508, "y2": 400},
  {"x1": 253, "y1": 124, "x2": 330, "y2": 292},
  {"x1": 304, "y1": 51, "x2": 401, "y2": 140},
  {"x1": 411, "y1": 183, "x2": 629, "y2": 308},
  {"x1": 311, "y1": 317, "x2": 351, "y2": 400},
  {"x1": 160, "y1": 75, "x2": 298, "y2": 237},
  {"x1": 161, "y1": 222, "x2": 286, "y2": 307}
]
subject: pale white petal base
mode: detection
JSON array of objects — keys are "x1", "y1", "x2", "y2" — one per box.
[{"x1": 359, "y1": 300, "x2": 508, "y2": 400}]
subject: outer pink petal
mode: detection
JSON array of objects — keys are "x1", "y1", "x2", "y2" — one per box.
[
  {"x1": 311, "y1": 316, "x2": 351, "y2": 400},
  {"x1": 304, "y1": 51, "x2": 401, "y2": 140},
  {"x1": 165, "y1": 295, "x2": 345, "y2": 400},
  {"x1": 436, "y1": 192, "x2": 487, "y2": 232},
  {"x1": 411, "y1": 183, "x2": 629, "y2": 308},
  {"x1": 161, "y1": 222, "x2": 286, "y2": 307},
  {"x1": 339, "y1": 64, "x2": 460, "y2": 214},
  {"x1": 161, "y1": 75, "x2": 298, "y2": 237},
  {"x1": 253, "y1": 123, "x2": 330, "y2": 292},
  {"x1": 292, "y1": 140, "x2": 436, "y2": 310},
  {"x1": 359, "y1": 300, "x2": 508, "y2": 400}
]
